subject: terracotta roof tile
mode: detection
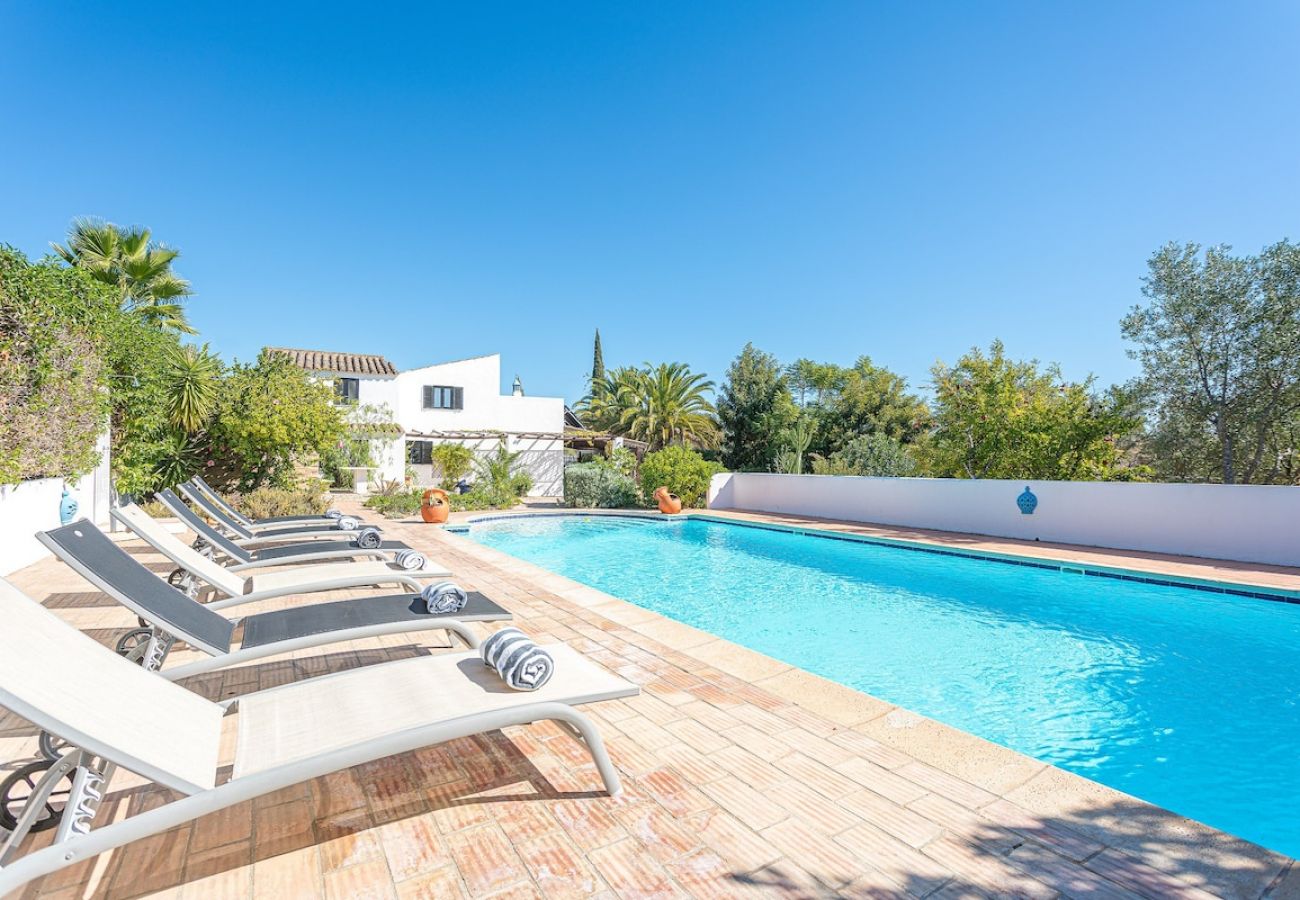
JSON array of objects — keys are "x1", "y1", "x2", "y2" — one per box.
[{"x1": 265, "y1": 347, "x2": 397, "y2": 376}]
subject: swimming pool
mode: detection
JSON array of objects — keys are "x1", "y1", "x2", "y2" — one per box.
[{"x1": 466, "y1": 513, "x2": 1300, "y2": 857}]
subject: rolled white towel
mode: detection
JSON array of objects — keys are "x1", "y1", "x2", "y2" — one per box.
[
  {"x1": 336, "y1": 515, "x2": 360, "y2": 531},
  {"x1": 480, "y1": 627, "x2": 553, "y2": 691},
  {"x1": 393, "y1": 548, "x2": 426, "y2": 571},
  {"x1": 356, "y1": 526, "x2": 382, "y2": 550},
  {"x1": 421, "y1": 580, "x2": 468, "y2": 614},
  {"x1": 502, "y1": 644, "x2": 554, "y2": 691},
  {"x1": 324, "y1": 508, "x2": 343, "y2": 519},
  {"x1": 481, "y1": 627, "x2": 529, "y2": 668}
]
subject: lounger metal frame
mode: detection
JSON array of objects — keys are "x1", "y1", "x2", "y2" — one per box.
[
  {"x1": 0, "y1": 701, "x2": 619, "y2": 894},
  {"x1": 106, "y1": 507, "x2": 445, "y2": 610},
  {"x1": 156, "y1": 488, "x2": 402, "y2": 570},
  {"x1": 35, "y1": 526, "x2": 482, "y2": 678},
  {"x1": 0, "y1": 580, "x2": 626, "y2": 896},
  {"x1": 176, "y1": 482, "x2": 372, "y2": 545}
]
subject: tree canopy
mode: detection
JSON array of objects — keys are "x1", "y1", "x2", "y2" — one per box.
[
  {"x1": 1122, "y1": 241, "x2": 1300, "y2": 484},
  {"x1": 717, "y1": 343, "x2": 795, "y2": 471},
  {"x1": 925, "y1": 341, "x2": 1144, "y2": 481}
]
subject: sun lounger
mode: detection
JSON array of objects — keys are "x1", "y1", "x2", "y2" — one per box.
[
  {"x1": 156, "y1": 488, "x2": 412, "y2": 569},
  {"x1": 188, "y1": 474, "x2": 367, "y2": 529},
  {"x1": 34, "y1": 521, "x2": 510, "y2": 679},
  {"x1": 0, "y1": 578, "x2": 633, "y2": 895},
  {"x1": 176, "y1": 482, "x2": 374, "y2": 544},
  {"x1": 101, "y1": 508, "x2": 447, "y2": 610}
]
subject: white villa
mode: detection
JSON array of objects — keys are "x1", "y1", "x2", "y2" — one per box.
[{"x1": 268, "y1": 348, "x2": 565, "y2": 496}]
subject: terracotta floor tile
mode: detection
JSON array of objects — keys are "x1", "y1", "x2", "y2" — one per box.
[
  {"x1": 251, "y1": 846, "x2": 322, "y2": 900},
  {"x1": 548, "y1": 797, "x2": 629, "y2": 852},
  {"x1": 636, "y1": 767, "x2": 715, "y2": 818},
  {"x1": 443, "y1": 823, "x2": 530, "y2": 897},
  {"x1": 254, "y1": 798, "x2": 317, "y2": 861},
  {"x1": 834, "y1": 821, "x2": 955, "y2": 896},
  {"x1": 696, "y1": 777, "x2": 788, "y2": 831},
  {"x1": 838, "y1": 789, "x2": 944, "y2": 848},
  {"x1": 515, "y1": 831, "x2": 605, "y2": 898},
  {"x1": 316, "y1": 808, "x2": 383, "y2": 872},
  {"x1": 394, "y1": 865, "x2": 467, "y2": 899},
  {"x1": 586, "y1": 838, "x2": 687, "y2": 899},
  {"x1": 760, "y1": 818, "x2": 868, "y2": 890},
  {"x1": 690, "y1": 809, "x2": 783, "y2": 873},
  {"x1": 613, "y1": 802, "x2": 703, "y2": 863},
  {"x1": 377, "y1": 812, "x2": 451, "y2": 882},
  {"x1": 323, "y1": 858, "x2": 398, "y2": 900}
]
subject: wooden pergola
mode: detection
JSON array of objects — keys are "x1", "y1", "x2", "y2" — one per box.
[{"x1": 402, "y1": 427, "x2": 648, "y2": 458}]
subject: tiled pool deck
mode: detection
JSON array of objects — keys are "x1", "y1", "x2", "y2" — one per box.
[{"x1": 3, "y1": 499, "x2": 1299, "y2": 899}]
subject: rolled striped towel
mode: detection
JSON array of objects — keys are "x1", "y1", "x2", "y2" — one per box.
[
  {"x1": 421, "y1": 580, "x2": 468, "y2": 614},
  {"x1": 480, "y1": 627, "x2": 555, "y2": 691},
  {"x1": 356, "y1": 526, "x2": 382, "y2": 550},
  {"x1": 393, "y1": 548, "x2": 427, "y2": 571},
  {"x1": 324, "y1": 508, "x2": 343, "y2": 519},
  {"x1": 336, "y1": 515, "x2": 360, "y2": 531}
]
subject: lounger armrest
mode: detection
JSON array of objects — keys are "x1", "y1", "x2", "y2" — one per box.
[
  {"x1": 160, "y1": 617, "x2": 481, "y2": 680},
  {"x1": 206, "y1": 573, "x2": 426, "y2": 609},
  {"x1": 225, "y1": 549, "x2": 389, "y2": 571}
]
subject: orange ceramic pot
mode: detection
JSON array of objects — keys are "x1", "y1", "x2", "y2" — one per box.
[
  {"x1": 420, "y1": 488, "x2": 450, "y2": 524},
  {"x1": 653, "y1": 486, "x2": 683, "y2": 515}
]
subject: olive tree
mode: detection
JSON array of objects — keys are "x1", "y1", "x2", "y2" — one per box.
[{"x1": 1122, "y1": 241, "x2": 1300, "y2": 483}]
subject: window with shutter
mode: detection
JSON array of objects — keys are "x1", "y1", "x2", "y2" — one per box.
[{"x1": 422, "y1": 385, "x2": 464, "y2": 410}]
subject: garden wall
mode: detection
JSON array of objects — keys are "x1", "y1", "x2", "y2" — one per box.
[
  {"x1": 0, "y1": 432, "x2": 112, "y2": 575},
  {"x1": 707, "y1": 472, "x2": 1300, "y2": 567}
]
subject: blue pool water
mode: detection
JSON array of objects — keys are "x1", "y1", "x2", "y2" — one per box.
[{"x1": 468, "y1": 514, "x2": 1300, "y2": 856}]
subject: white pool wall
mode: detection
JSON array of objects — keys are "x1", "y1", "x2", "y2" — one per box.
[{"x1": 707, "y1": 473, "x2": 1300, "y2": 567}]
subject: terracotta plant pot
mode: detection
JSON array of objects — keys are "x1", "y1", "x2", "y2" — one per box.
[
  {"x1": 420, "y1": 488, "x2": 450, "y2": 524},
  {"x1": 653, "y1": 486, "x2": 683, "y2": 515}
]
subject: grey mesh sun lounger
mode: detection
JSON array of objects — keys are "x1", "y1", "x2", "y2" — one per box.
[
  {"x1": 176, "y1": 482, "x2": 375, "y2": 545},
  {"x1": 0, "y1": 578, "x2": 635, "y2": 895},
  {"x1": 187, "y1": 474, "x2": 371, "y2": 529},
  {"x1": 157, "y1": 488, "x2": 412, "y2": 570},
  {"x1": 35, "y1": 521, "x2": 510, "y2": 680},
  {"x1": 108, "y1": 504, "x2": 448, "y2": 609}
]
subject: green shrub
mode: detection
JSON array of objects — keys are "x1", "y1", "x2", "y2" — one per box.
[
  {"x1": 228, "y1": 479, "x2": 330, "y2": 519},
  {"x1": 0, "y1": 248, "x2": 116, "y2": 484},
  {"x1": 638, "y1": 446, "x2": 724, "y2": 508},
  {"x1": 564, "y1": 462, "x2": 640, "y2": 508},
  {"x1": 364, "y1": 489, "x2": 422, "y2": 519},
  {"x1": 430, "y1": 443, "x2": 474, "y2": 490},
  {"x1": 364, "y1": 484, "x2": 525, "y2": 519},
  {"x1": 810, "y1": 432, "x2": 917, "y2": 477}
]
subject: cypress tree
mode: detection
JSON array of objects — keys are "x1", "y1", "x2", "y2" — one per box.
[{"x1": 591, "y1": 329, "x2": 605, "y2": 393}]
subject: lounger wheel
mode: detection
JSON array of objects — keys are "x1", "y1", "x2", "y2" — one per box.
[
  {"x1": 167, "y1": 567, "x2": 188, "y2": 588},
  {"x1": 37, "y1": 732, "x2": 73, "y2": 762},
  {"x1": 115, "y1": 628, "x2": 154, "y2": 663},
  {"x1": 0, "y1": 760, "x2": 71, "y2": 832}
]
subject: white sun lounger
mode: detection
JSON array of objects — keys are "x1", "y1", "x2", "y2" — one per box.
[
  {"x1": 34, "y1": 520, "x2": 511, "y2": 680},
  {"x1": 102, "y1": 506, "x2": 449, "y2": 610},
  {"x1": 157, "y1": 488, "x2": 412, "y2": 570},
  {"x1": 176, "y1": 482, "x2": 375, "y2": 545},
  {"x1": 0, "y1": 578, "x2": 635, "y2": 895},
  {"x1": 188, "y1": 474, "x2": 370, "y2": 530}
]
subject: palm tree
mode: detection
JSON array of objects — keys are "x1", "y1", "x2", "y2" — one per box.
[
  {"x1": 618, "y1": 363, "x2": 719, "y2": 450},
  {"x1": 53, "y1": 218, "x2": 195, "y2": 332},
  {"x1": 163, "y1": 343, "x2": 222, "y2": 432},
  {"x1": 574, "y1": 366, "x2": 641, "y2": 432}
]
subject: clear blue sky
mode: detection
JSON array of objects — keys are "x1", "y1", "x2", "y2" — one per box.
[{"x1": 3, "y1": 2, "x2": 1297, "y2": 403}]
